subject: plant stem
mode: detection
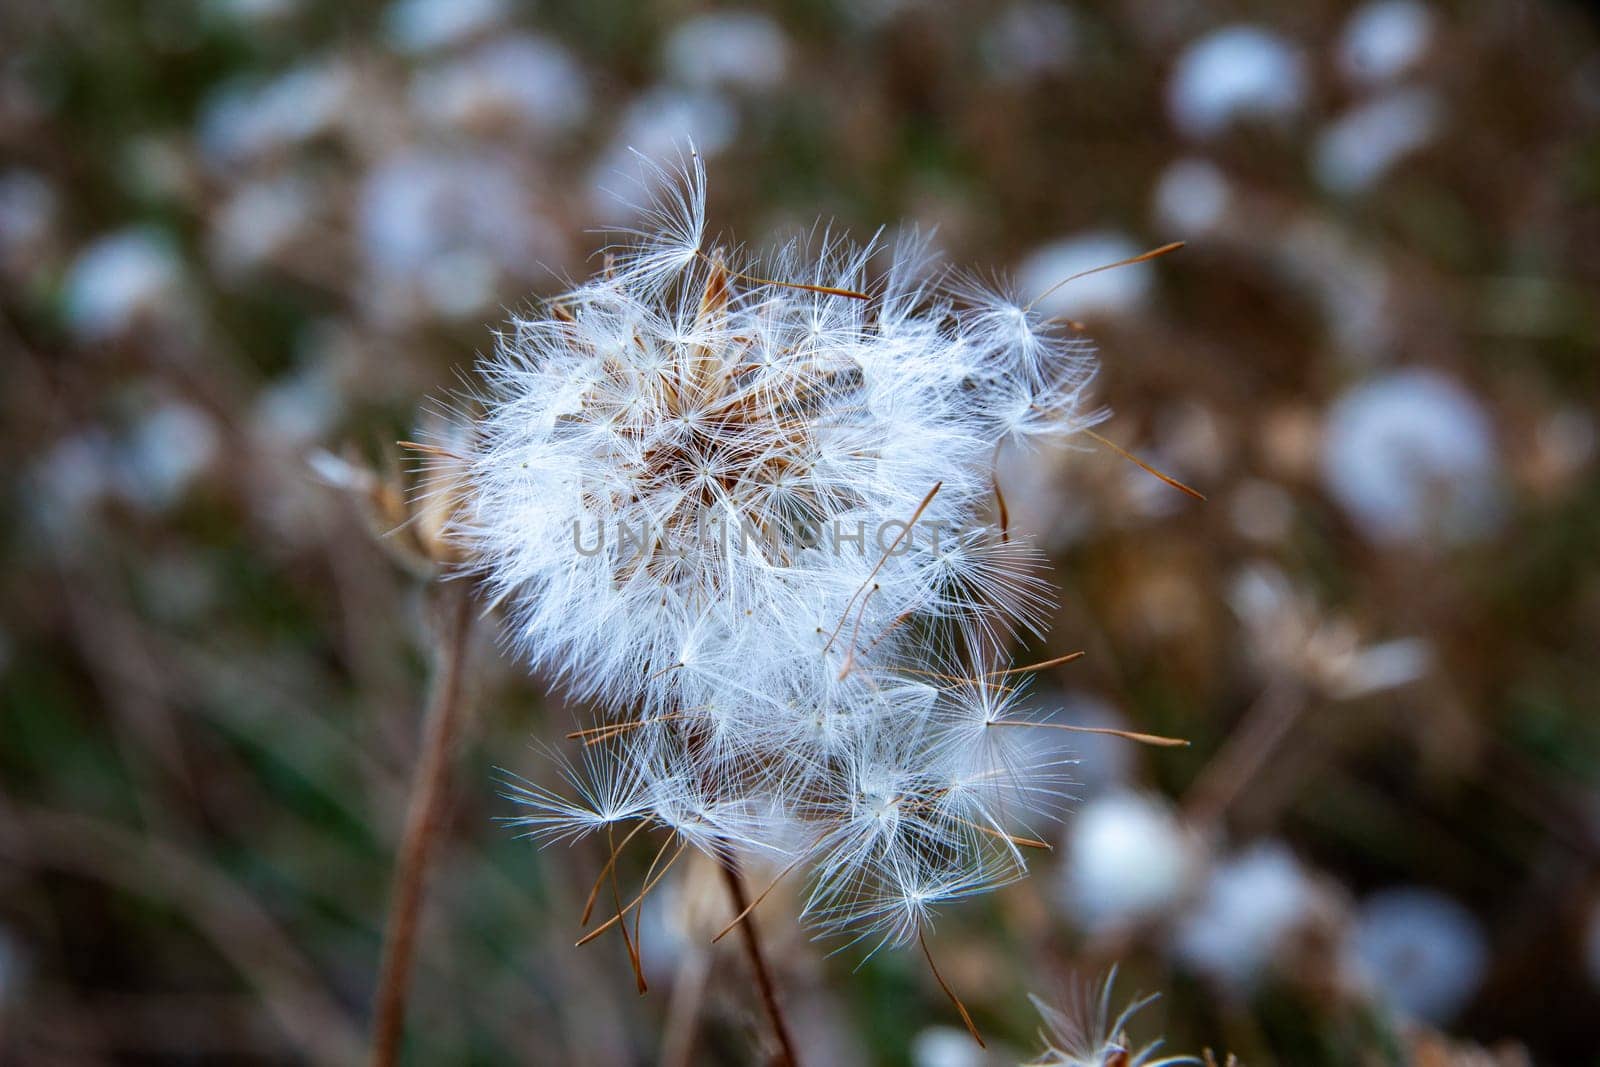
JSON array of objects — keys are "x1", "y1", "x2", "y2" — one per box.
[
  {"x1": 369, "y1": 581, "x2": 475, "y2": 1067},
  {"x1": 718, "y1": 855, "x2": 800, "y2": 1067},
  {"x1": 1182, "y1": 675, "x2": 1305, "y2": 833}
]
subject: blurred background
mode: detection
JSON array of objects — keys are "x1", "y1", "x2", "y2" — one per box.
[{"x1": 3, "y1": 1, "x2": 1599, "y2": 1063}]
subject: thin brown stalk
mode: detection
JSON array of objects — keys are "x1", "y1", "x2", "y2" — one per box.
[
  {"x1": 718, "y1": 855, "x2": 800, "y2": 1067},
  {"x1": 986, "y1": 719, "x2": 1191, "y2": 748},
  {"x1": 610, "y1": 823, "x2": 647, "y2": 994},
  {"x1": 985, "y1": 651, "x2": 1085, "y2": 677},
  {"x1": 863, "y1": 608, "x2": 915, "y2": 653},
  {"x1": 866, "y1": 653, "x2": 1081, "y2": 690},
  {"x1": 991, "y1": 470, "x2": 1010, "y2": 542},
  {"x1": 836, "y1": 584, "x2": 880, "y2": 679},
  {"x1": 959, "y1": 818, "x2": 1051, "y2": 850},
  {"x1": 741, "y1": 276, "x2": 872, "y2": 301},
  {"x1": 632, "y1": 829, "x2": 685, "y2": 990},
  {"x1": 1083, "y1": 429, "x2": 1207, "y2": 501},
  {"x1": 712, "y1": 856, "x2": 805, "y2": 943},
  {"x1": 892, "y1": 665, "x2": 1023, "y2": 690},
  {"x1": 697, "y1": 251, "x2": 871, "y2": 302},
  {"x1": 567, "y1": 710, "x2": 707, "y2": 746},
  {"x1": 918, "y1": 928, "x2": 984, "y2": 1049},
  {"x1": 1025, "y1": 241, "x2": 1185, "y2": 312},
  {"x1": 581, "y1": 820, "x2": 650, "y2": 926},
  {"x1": 575, "y1": 839, "x2": 687, "y2": 946},
  {"x1": 369, "y1": 581, "x2": 475, "y2": 1067},
  {"x1": 395, "y1": 440, "x2": 467, "y2": 461}
]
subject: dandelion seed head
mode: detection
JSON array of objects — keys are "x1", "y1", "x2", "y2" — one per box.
[{"x1": 465, "y1": 156, "x2": 1108, "y2": 944}]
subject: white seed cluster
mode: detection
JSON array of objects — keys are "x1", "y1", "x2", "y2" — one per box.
[{"x1": 462, "y1": 156, "x2": 1104, "y2": 951}]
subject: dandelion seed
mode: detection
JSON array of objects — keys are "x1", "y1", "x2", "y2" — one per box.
[{"x1": 1026, "y1": 968, "x2": 1200, "y2": 1067}]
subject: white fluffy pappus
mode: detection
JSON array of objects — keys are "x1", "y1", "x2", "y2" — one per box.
[
  {"x1": 1026, "y1": 967, "x2": 1200, "y2": 1067},
  {"x1": 456, "y1": 153, "x2": 1113, "y2": 955}
]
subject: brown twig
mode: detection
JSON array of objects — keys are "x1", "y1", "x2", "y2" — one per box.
[
  {"x1": 369, "y1": 581, "x2": 476, "y2": 1067},
  {"x1": 718, "y1": 855, "x2": 800, "y2": 1067}
]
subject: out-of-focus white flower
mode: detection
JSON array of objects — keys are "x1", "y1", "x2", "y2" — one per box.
[
  {"x1": 483, "y1": 156, "x2": 1105, "y2": 951},
  {"x1": 624, "y1": 89, "x2": 739, "y2": 156},
  {"x1": 1321, "y1": 367, "x2": 1503, "y2": 544},
  {"x1": 1338, "y1": 638, "x2": 1433, "y2": 699},
  {"x1": 1174, "y1": 842, "x2": 1318, "y2": 988},
  {"x1": 911, "y1": 1026, "x2": 990, "y2": 1067},
  {"x1": 198, "y1": 61, "x2": 354, "y2": 166},
  {"x1": 1314, "y1": 88, "x2": 1442, "y2": 195},
  {"x1": 1152, "y1": 158, "x2": 1230, "y2": 236},
  {"x1": 1338, "y1": 1, "x2": 1435, "y2": 87},
  {"x1": 1230, "y1": 562, "x2": 1431, "y2": 697},
  {"x1": 384, "y1": 0, "x2": 506, "y2": 53},
  {"x1": 31, "y1": 402, "x2": 218, "y2": 528},
  {"x1": 981, "y1": 3, "x2": 1078, "y2": 83},
  {"x1": 254, "y1": 363, "x2": 341, "y2": 449},
  {"x1": 1168, "y1": 26, "x2": 1307, "y2": 139},
  {"x1": 358, "y1": 151, "x2": 565, "y2": 320},
  {"x1": 123, "y1": 402, "x2": 221, "y2": 510},
  {"x1": 62, "y1": 228, "x2": 184, "y2": 341},
  {"x1": 411, "y1": 35, "x2": 589, "y2": 135},
  {"x1": 633, "y1": 858, "x2": 730, "y2": 988},
  {"x1": 1026, "y1": 969, "x2": 1199, "y2": 1066},
  {"x1": 590, "y1": 88, "x2": 739, "y2": 216},
  {"x1": 1349, "y1": 887, "x2": 1487, "y2": 1023},
  {"x1": 211, "y1": 175, "x2": 314, "y2": 273},
  {"x1": 663, "y1": 12, "x2": 790, "y2": 91},
  {"x1": 1018, "y1": 232, "x2": 1154, "y2": 320},
  {"x1": 1063, "y1": 791, "x2": 1201, "y2": 930},
  {"x1": 306, "y1": 448, "x2": 377, "y2": 495}
]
